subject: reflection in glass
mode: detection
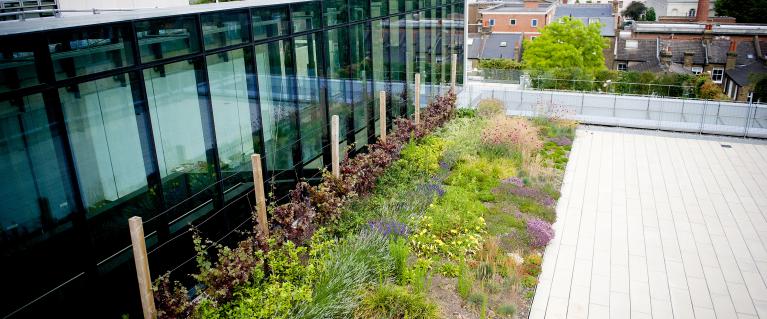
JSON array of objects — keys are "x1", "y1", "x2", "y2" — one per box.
[
  {"x1": 206, "y1": 49, "x2": 256, "y2": 189},
  {"x1": 49, "y1": 24, "x2": 134, "y2": 80},
  {"x1": 201, "y1": 10, "x2": 250, "y2": 50},
  {"x1": 294, "y1": 34, "x2": 325, "y2": 168},
  {"x1": 389, "y1": 15, "x2": 407, "y2": 117},
  {"x1": 406, "y1": 13, "x2": 417, "y2": 116},
  {"x1": 291, "y1": 1, "x2": 321, "y2": 33},
  {"x1": 144, "y1": 60, "x2": 213, "y2": 206},
  {"x1": 324, "y1": 28, "x2": 351, "y2": 148},
  {"x1": 0, "y1": 39, "x2": 38, "y2": 93},
  {"x1": 350, "y1": 0, "x2": 369, "y2": 22},
  {"x1": 252, "y1": 6, "x2": 290, "y2": 41},
  {"x1": 350, "y1": 23, "x2": 372, "y2": 149},
  {"x1": 371, "y1": 20, "x2": 386, "y2": 136},
  {"x1": 371, "y1": 0, "x2": 388, "y2": 18},
  {"x1": 0, "y1": 94, "x2": 76, "y2": 239},
  {"x1": 59, "y1": 74, "x2": 147, "y2": 218},
  {"x1": 323, "y1": 0, "x2": 348, "y2": 26},
  {"x1": 136, "y1": 16, "x2": 200, "y2": 63},
  {"x1": 255, "y1": 40, "x2": 298, "y2": 171}
]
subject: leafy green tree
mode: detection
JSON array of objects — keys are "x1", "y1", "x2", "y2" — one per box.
[
  {"x1": 715, "y1": 0, "x2": 767, "y2": 23},
  {"x1": 522, "y1": 17, "x2": 608, "y2": 74},
  {"x1": 645, "y1": 7, "x2": 656, "y2": 21},
  {"x1": 477, "y1": 59, "x2": 524, "y2": 70},
  {"x1": 622, "y1": 1, "x2": 647, "y2": 20}
]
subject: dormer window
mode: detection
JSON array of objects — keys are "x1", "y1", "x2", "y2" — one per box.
[{"x1": 626, "y1": 40, "x2": 638, "y2": 49}]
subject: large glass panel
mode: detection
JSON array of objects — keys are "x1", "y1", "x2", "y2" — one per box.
[
  {"x1": 59, "y1": 74, "x2": 147, "y2": 219},
  {"x1": 1, "y1": 93, "x2": 83, "y2": 317},
  {"x1": 324, "y1": 28, "x2": 351, "y2": 148},
  {"x1": 143, "y1": 60, "x2": 214, "y2": 207},
  {"x1": 350, "y1": 23, "x2": 373, "y2": 150},
  {"x1": 418, "y1": 10, "x2": 430, "y2": 101},
  {"x1": 291, "y1": 1, "x2": 321, "y2": 33},
  {"x1": 255, "y1": 40, "x2": 298, "y2": 171},
  {"x1": 388, "y1": 15, "x2": 407, "y2": 117},
  {"x1": 406, "y1": 13, "x2": 417, "y2": 116},
  {"x1": 294, "y1": 34, "x2": 325, "y2": 170},
  {"x1": 323, "y1": 0, "x2": 348, "y2": 26},
  {"x1": 455, "y1": 2, "x2": 465, "y2": 85},
  {"x1": 252, "y1": 6, "x2": 290, "y2": 41},
  {"x1": 0, "y1": 37, "x2": 39, "y2": 93},
  {"x1": 350, "y1": 0, "x2": 369, "y2": 21},
  {"x1": 371, "y1": 20, "x2": 386, "y2": 137},
  {"x1": 390, "y1": 0, "x2": 405, "y2": 14},
  {"x1": 48, "y1": 24, "x2": 134, "y2": 80},
  {"x1": 135, "y1": 16, "x2": 200, "y2": 63},
  {"x1": 433, "y1": 8, "x2": 443, "y2": 93},
  {"x1": 201, "y1": 10, "x2": 250, "y2": 50},
  {"x1": 371, "y1": 0, "x2": 388, "y2": 18},
  {"x1": 206, "y1": 49, "x2": 257, "y2": 192}
]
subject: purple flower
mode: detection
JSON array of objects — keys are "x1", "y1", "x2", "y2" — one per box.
[
  {"x1": 508, "y1": 185, "x2": 556, "y2": 207},
  {"x1": 527, "y1": 218, "x2": 554, "y2": 247},
  {"x1": 368, "y1": 220, "x2": 410, "y2": 237},
  {"x1": 439, "y1": 161, "x2": 451, "y2": 171},
  {"x1": 502, "y1": 177, "x2": 525, "y2": 187}
]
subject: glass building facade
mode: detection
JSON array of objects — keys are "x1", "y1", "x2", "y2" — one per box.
[{"x1": 0, "y1": 0, "x2": 464, "y2": 317}]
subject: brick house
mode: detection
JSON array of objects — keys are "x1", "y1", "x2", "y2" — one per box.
[{"x1": 480, "y1": 0, "x2": 556, "y2": 40}]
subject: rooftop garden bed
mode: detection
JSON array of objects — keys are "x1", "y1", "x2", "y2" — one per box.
[{"x1": 153, "y1": 95, "x2": 576, "y2": 319}]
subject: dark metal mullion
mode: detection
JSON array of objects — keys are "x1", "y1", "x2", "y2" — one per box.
[
  {"x1": 287, "y1": 4, "x2": 305, "y2": 179},
  {"x1": 193, "y1": 14, "x2": 226, "y2": 217},
  {"x1": 345, "y1": 26, "x2": 356, "y2": 149}
]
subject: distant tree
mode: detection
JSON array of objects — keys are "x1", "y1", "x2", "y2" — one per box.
[
  {"x1": 622, "y1": 1, "x2": 647, "y2": 20},
  {"x1": 645, "y1": 7, "x2": 656, "y2": 21},
  {"x1": 478, "y1": 59, "x2": 524, "y2": 70},
  {"x1": 715, "y1": 0, "x2": 767, "y2": 23},
  {"x1": 522, "y1": 17, "x2": 609, "y2": 74}
]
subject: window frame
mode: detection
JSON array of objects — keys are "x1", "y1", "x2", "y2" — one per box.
[
  {"x1": 509, "y1": 18, "x2": 516, "y2": 25},
  {"x1": 531, "y1": 19, "x2": 538, "y2": 27},
  {"x1": 691, "y1": 66, "x2": 703, "y2": 75},
  {"x1": 711, "y1": 67, "x2": 724, "y2": 83},
  {"x1": 488, "y1": 18, "x2": 495, "y2": 26},
  {"x1": 617, "y1": 62, "x2": 627, "y2": 71}
]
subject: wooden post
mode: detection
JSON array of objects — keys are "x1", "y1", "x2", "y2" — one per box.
[
  {"x1": 415, "y1": 73, "x2": 421, "y2": 125},
  {"x1": 129, "y1": 217, "x2": 156, "y2": 319},
  {"x1": 379, "y1": 90, "x2": 387, "y2": 143},
  {"x1": 250, "y1": 154, "x2": 268, "y2": 236},
  {"x1": 331, "y1": 115, "x2": 340, "y2": 177},
  {"x1": 450, "y1": 53, "x2": 457, "y2": 91}
]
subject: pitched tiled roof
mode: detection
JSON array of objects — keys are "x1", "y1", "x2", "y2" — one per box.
[
  {"x1": 616, "y1": 38, "x2": 657, "y2": 62},
  {"x1": 725, "y1": 62, "x2": 767, "y2": 87},
  {"x1": 554, "y1": 4, "x2": 613, "y2": 18},
  {"x1": 466, "y1": 35, "x2": 483, "y2": 59},
  {"x1": 480, "y1": 33, "x2": 523, "y2": 59},
  {"x1": 659, "y1": 39, "x2": 706, "y2": 65}
]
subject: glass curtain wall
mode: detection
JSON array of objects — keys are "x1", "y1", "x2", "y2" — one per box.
[
  {"x1": 255, "y1": 40, "x2": 299, "y2": 174},
  {"x1": 0, "y1": 1, "x2": 466, "y2": 317},
  {"x1": 206, "y1": 48, "x2": 257, "y2": 193},
  {"x1": 294, "y1": 33, "x2": 325, "y2": 172},
  {"x1": 324, "y1": 28, "x2": 351, "y2": 149}
]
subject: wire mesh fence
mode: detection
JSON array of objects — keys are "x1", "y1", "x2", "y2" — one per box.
[{"x1": 458, "y1": 83, "x2": 767, "y2": 139}]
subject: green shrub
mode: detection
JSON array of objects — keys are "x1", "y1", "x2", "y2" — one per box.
[
  {"x1": 456, "y1": 108, "x2": 477, "y2": 118},
  {"x1": 354, "y1": 284, "x2": 438, "y2": 319},
  {"x1": 437, "y1": 261, "x2": 460, "y2": 278},
  {"x1": 410, "y1": 259, "x2": 432, "y2": 295},
  {"x1": 293, "y1": 230, "x2": 394, "y2": 319},
  {"x1": 456, "y1": 263, "x2": 474, "y2": 299},
  {"x1": 520, "y1": 275, "x2": 538, "y2": 288},
  {"x1": 390, "y1": 237, "x2": 410, "y2": 284},
  {"x1": 497, "y1": 304, "x2": 517, "y2": 317},
  {"x1": 476, "y1": 99, "x2": 504, "y2": 119}
]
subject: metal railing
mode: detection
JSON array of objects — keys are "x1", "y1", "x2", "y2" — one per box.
[{"x1": 458, "y1": 83, "x2": 767, "y2": 139}]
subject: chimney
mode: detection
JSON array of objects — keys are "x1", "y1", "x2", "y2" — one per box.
[
  {"x1": 696, "y1": 0, "x2": 710, "y2": 22},
  {"x1": 703, "y1": 24, "x2": 713, "y2": 45},
  {"x1": 524, "y1": 0, "x2": 539, "y2": 9},
  {"x1": 660, "y1": 46, "x2": 673, "y2": 68},
  {"x1": 726, "y1": 40, "x2": 737, "y2": 70},
  {"x1": 612, "y1": 1, "x2": 620, "y2": 15},
  {"x1": 683, "y1": 51, "x2": 694, "y2": 68}
]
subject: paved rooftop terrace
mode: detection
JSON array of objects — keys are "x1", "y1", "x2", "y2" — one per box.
[{"x1": 531, "y1": 127, "x2": 767, "y2": 319}]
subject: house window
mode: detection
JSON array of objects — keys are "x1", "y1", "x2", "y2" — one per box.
[
  {"x1": 617, "y1": 63, "x2": 627, "y2": 71},
  {"x1": 531, "y1": 19, "x2": 538, "y2": 27},
  {"x1": 510, "y1": 19, "x2": 516, "y2": 25},
  {"x1": 712, "y1": 68, "x2": 724, "y2": 83},
  {"x1": 691, "y1": 66, "x2": 703, "y2": 74},
  {"x1": 489, "y1": 19, "x2": 495, "y2": 26},
  {"x1": 531, "y1": 36, "x2": 538, "y2": 40},
  {"x1": 588, "y1": 18, "x2": 599, "y2": 25},
  {"x1": 688, "y1": 9, "x2": 696, "y2": 17},
  {"x1": 626, "y1": 40, "x2": 638, "y2": 49}
]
